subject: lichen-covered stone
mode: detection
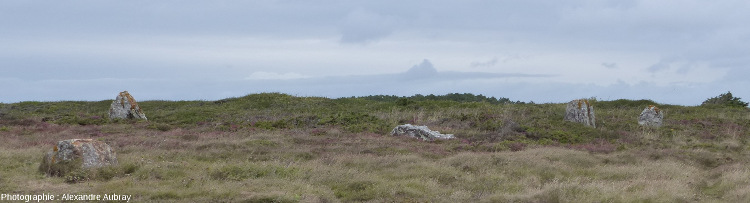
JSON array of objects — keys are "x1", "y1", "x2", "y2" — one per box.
[
  {"x1": 564, "y1": 99, "x2": 596, "y2": 128},
  {"x1": 390, "y1": 124, "x2": 455, "y2": 141},
  {"x1": 40, "y1": 139, "x2": 118, "y2": 176},
  {"x1": 638, "y1": 105, "x2": 663, "y2": 127},
  {"x1": 109, "y1": 91, "x2": 147, "y2": 120}
]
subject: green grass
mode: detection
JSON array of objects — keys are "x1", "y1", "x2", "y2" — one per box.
[{"x1": 1, "y1": 93, "x2": 749, "y2": 202}]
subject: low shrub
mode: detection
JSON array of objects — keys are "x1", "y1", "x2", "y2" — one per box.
[
  {"x1": 701, "y1": 91, "x2": 748, "y2": 108},
  {"x1": 55, "y1": 114, "x2": 108, "y2": 125},
  {"x1": 332, "y1": 180, "x2": 380, "y2": 202},
  {"x1": 318, "y1": 112, "x2": 390, "y2": 133},
  {"x1": 596, "y1": 99, "x2": 658, "y2": 109},
  {"x1": 147, "y1": 123, "x2": 173, "y2": 131},
  {"x1": 209, "y1": 164, "x2": 298, "y2": 181}
]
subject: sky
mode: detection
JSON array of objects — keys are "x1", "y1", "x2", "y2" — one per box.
[{"x1": 1, "y1": 0, "x2": 749, "y2": 105}]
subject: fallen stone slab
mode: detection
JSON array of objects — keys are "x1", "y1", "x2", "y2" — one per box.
[{"x1": 390, "y1": 124, "x2": 455, "y2": 141}]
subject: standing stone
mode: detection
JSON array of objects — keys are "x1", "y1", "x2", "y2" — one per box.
[
  {"x1": 39, "y1": 139, "x2": 118, "y2": 176},
  {"x1": 638, "y1": 105, "x2": 663, "y2": 127},
  {"x1": 109, "y1": 91, "x2": 147, "y2": 120},
  {"x1": 564, "y1": 99, "x2": 596, "y2": 128},
  {"x1": 390, "y1": 124, "x2": 455, "y2": 141}
]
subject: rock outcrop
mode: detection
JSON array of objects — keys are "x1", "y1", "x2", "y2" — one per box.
[
  {"x1": 638, "y1": 105, "x2": 663, "y2": 127},
  {"x1": 40, "y1": 139, "x2": 118, "y2": 176},
  {"x1": 109, "y1": 91, "x2": 147, "y2": 120},
  {"x1": 564, "y1": 99, "x2": 596, "y2": 128},
  {"x1": 390, "y1": 124, "x2": 455, "y2": 141}
]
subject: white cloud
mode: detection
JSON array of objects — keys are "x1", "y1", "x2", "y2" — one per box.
[
  {"x1": 601, "y1": 62, "x2": 617, "y2": 69},
  {"x1": 339, "y1": 8, "x2": 396, "y2": 44},
  {"x1": 470, "y1": 58, "x2": 498, "y2": 68},
  {"x1": 245, "y1": 72, "x2": 312, "y2": 80}
]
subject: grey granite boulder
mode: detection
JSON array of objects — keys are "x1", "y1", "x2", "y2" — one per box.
[
  {"x1": 109, "y1": 91, "x2": 147, "y2": 120},
  {"x1": 564, "y1": 99, "x2": 596, "y2": 128},
  {"x1": 638, "y1": 105, "x2": 663, "y2": 127},
  {"x1": 40, "y1": 139, "x2": 118, "y2": 176},
  {"x1": 390, "y1": 124, "x2": 455, "y2": 141}
]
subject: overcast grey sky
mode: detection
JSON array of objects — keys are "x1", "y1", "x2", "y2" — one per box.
[{"x1": 2, "y1": 0, "x2": 749, "y2": 105}]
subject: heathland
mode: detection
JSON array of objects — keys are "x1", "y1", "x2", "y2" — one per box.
[{"x1": 1, "y1": 93, "x2": 749, "y2": 202}]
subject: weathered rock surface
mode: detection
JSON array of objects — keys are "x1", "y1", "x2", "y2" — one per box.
[
  {"x1": 564, "y1": 99, "x2": 596, "y2": 128},
  {"x1": 638, "y1": 105, "x2": 663, "y2": 127},
  {"x1": 109, "y1": 91, "x2": 147, "y2": 120},
  {"x1": 40, "y1": 139, "x2": 118, "y2": 176},
  {"x1": 390, "y1": 124, "x2": 455, "y2": 141}
]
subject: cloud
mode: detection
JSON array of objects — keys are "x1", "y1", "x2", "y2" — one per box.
[
  {"x1": 339, "y1": 9, "x2": 396, "y2": 44},
  {"x1": 1, "y1": 65, "x2": 745, "y2": 106},
  {"x1": 648, "y1": 60, "x2": 671, "y2": 72},
  {"x1": 601, "y1": 62, "x2": 617, "y2": 69},
  {"x1": 245, "y1": 72, "x2": 311, "y2": 80},
  {"x1": 262, "y1": 59, "x2": 554, "y2": 89},
  {"x1": 470, "y1": 58, "x2": 498, "y2": 67}
]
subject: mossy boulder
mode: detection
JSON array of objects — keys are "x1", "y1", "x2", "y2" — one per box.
[{"x1": 40, "y1": 139, "x2": 118, "y2": 177}]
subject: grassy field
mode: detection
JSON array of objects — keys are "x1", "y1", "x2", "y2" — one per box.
[{"x1": 1, "y1": 93, "x2": 749, "y2": 202}]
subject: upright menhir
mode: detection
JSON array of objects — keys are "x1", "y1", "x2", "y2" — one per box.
[
  {"x1": 108, "y1": 91, "x2": 147, "y2": 120},
  {"x1": 564, "y1": 99, "x2": 596, "y2": 128}
]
